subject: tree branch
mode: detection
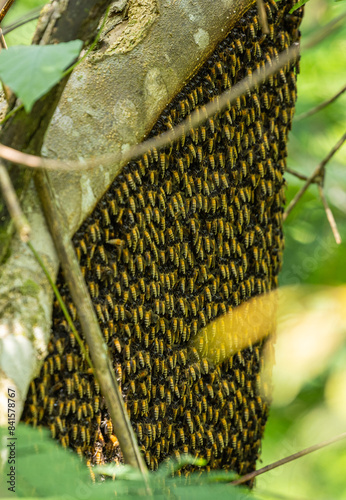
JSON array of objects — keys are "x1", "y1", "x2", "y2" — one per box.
[
  {"x1": 283, "y1": 132, "x2": 346, "y2": 220},
  {"x1": 318, "y1": 184, "x2": 342, "y2": 244},
  {"x1": 295, "y1": 83, "x2": 346, "y2": 121},
  {"x1": 34, "y1": 169, "x2": 147, "y2": 473},
  {"x1": 285, "y1": 167, "x2": 309, "y2": 181}
]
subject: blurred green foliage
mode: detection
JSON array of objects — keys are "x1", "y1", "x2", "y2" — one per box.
[
  {"x1": 259, "y1": 1, "x2": 346, "y2": 499},
  {"x1": 1, "y1": 0, "x2": 346, "y2": 499},
  {"x1": 2, "y1": 0, "x2": 45, "y2": 47},
  {"x1": 282, "y1": 0, "x2": 346, "y2": 288},
  {"x1": 0, "y1": 41, "x2": 83, "y2": 111}
]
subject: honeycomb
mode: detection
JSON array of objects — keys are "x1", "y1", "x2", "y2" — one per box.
[{"x1": 23, "y1": 0, "x2": 303, "y2": 478}]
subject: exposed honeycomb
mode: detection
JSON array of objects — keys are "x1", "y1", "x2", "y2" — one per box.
[{"x1": 22, "y1": 0, "x2": 303, "y2": 478}]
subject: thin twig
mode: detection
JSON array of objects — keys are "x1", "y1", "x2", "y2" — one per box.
[
  {"x1": 0, "y1": 160, "x2": 30, "y2": 242},
  {"x1": 231, "y1": 432, "x2": 346, "y2": 486},
  {"x1": 318, "y1": 184, "x2": 342, "y2": 244},
  {"x1": 0, "y1": 27, "x2": 8, "y2": 49},
  {"x1": 295, "y1": 83, "x2": 346, "y2": 121},
  {"x1": 34, "y1": 169, "x2": 149, "y2": 479},
  {"x1": 27, "y1": 241, "x2": 94, "y2": 370},
  {"x1": 0, "y1": 43, "x2": 301, "y2": 172},
  {"x1": 256, "y1": 0, "x2": 269, "y2": 34},
  {"x1": 302, "y1": 11, "x2": 346, "y2": 51},
  {"x1": 2, "y1": 7, "x2": 42, "y2": 35},
  {"x1": 284, "y1": 132, "x2": 346, "y2": 220},
  {"x1": 285, "y1": 167, "x2": 309, "y2": 181}
]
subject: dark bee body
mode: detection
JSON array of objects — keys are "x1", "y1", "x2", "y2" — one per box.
[{"x1": 22, "y1": 0, "x2": 302, "y2": 478}]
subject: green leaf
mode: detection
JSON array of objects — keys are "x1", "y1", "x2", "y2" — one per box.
[
  {"x1": 157, "y1": 455, "x2": 208, "y2": 477},
  {"x1": 0, "y1": 40, "x2": 83, "y2": 112},
  {"x1": 289, "y1": 0, "x2": 310, "y2": 13},
  {"x1": 2, "y1": 424, "x2": 92, "y2": 497}
]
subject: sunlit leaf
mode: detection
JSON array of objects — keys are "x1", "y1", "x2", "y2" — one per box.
[
  {"x1": 192, "y1": 291, "x2": 278, "y2": 362},
  {"x1": 193, "y1": 285, "x2": 346, "y2": 407},
  {"x1": 0, "y1": 41, "x2": 83, "y2": 111}
]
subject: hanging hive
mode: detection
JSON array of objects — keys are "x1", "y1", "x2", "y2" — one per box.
[{"x1": 23, "y1": 0, "x2": 303, "y2": 478}]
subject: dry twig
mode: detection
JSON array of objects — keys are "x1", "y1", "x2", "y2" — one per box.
[
  {"x1": 295, "y1": 83, "x2": 346, "y2": 121},
  {"x1": 318, "y1": 184, "x2": 342, "y2": 244},
  {"x1": 0, "y1": 0, "x2": 15, "y2": 24},
  {"x1": 2, "y1": 7, "x2": 42, "y2": 35},
  {"x1": 0, "y1": 27, "x2": 7, "y2": 49},
  {"x1": 231, "y1": 432, "x2": 346, "y2": 486},
  {"x1": 284, "y1": 132, "x2": 346, "y2": 220},
  {"x1": 27, "y1": 240, "x2": 94, "y2": 370},
  {"x1": 302, "y1": 11, "x2": 346, "y2": 51},
  {"x1": 0, "y1": 27, "x2": 13, "y2": 103},
  {"x1": 285, "y1": 167, "x2": 309, "y2": 181}
]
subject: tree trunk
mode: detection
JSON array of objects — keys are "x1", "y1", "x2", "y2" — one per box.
[{"x1": 1, "y1": 0, "x2": 303, "y2": 480}]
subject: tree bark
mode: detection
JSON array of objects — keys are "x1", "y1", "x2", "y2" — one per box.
[{"x1": 0, "y1": 0, "x2": 114, "y2": 262}]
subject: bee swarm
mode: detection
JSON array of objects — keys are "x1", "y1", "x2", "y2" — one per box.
[{"x1": 23, "y1": 0, "x2": 303, "y2": 479}]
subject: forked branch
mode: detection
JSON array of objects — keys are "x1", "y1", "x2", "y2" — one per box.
[{"x1": 284, "y1": 131, "x2": 346, "y2": 244}]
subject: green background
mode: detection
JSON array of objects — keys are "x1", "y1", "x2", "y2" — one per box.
[{"x1": 259, "y1": 1, "x2": 346, "y2": 499}]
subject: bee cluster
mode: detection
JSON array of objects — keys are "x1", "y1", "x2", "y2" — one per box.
[{"x1": 23, "y1": 0, "x2": 303, "y2": 478}]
